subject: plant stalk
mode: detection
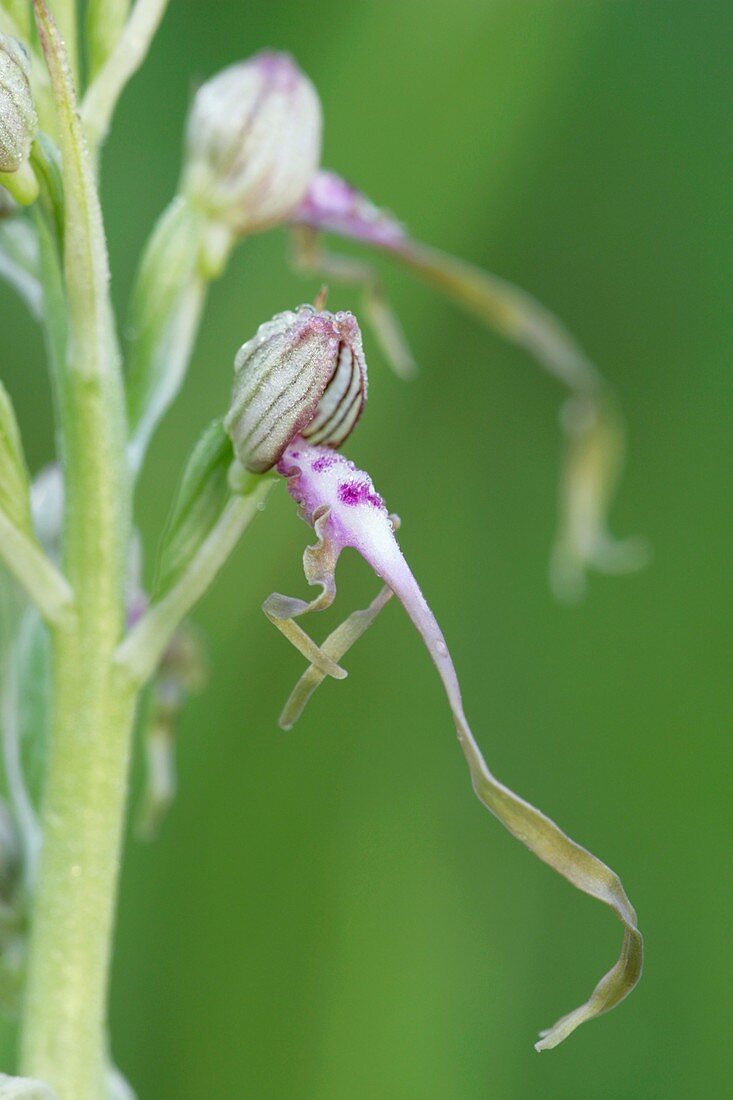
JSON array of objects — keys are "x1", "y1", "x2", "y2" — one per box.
[{"x1": 19, "y1": 4, "x2": 134, "y2": 1096}]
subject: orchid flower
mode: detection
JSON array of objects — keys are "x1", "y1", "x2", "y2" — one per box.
[
  {"x1": 290, "y1": 169, "x2": 648, "y2": 599},
  {"x1": 267, "y1": 438, "x2": 642, "y2": 1050},
  {"x1": 224, "y1": 304, "x2": 642, "y2": 1051}
]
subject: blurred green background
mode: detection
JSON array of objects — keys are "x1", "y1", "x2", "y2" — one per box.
[{"x1": 3, "y1": 0, "x2": 732, "y2": 1096}]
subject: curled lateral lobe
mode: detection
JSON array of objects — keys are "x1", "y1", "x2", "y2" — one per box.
[{"x1": 266, "y1": 437, "x2": 642, "y2": 1050}]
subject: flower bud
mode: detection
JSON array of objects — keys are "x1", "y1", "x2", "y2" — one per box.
[
  {"x1": 0, "y1": 36, "x2": 37, "y2": 174},
  {"x1": 225, "y1": 306, "x2": 367, "y2": 474},
  {"x1": 183, "y1": 50, "x2": 322, "y2": 235}
]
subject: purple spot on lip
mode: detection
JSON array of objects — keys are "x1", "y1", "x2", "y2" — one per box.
[
  {"x1": 312, "y1": 454, "x2": 337, "y2": 473},
  {"x1": 337, "y1": 479, "x2": 383, "y2": 508}
]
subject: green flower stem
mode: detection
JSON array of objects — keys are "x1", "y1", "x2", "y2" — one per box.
[
  {"x1": 81, "y1": 0, "x2": 170, "y2": 149},
  {"x1": 85, "y1": 0, "x2": 130, "y2": 80},
  {"x1": 21, "y1": 641, "x2": 137, "y2": 1098},
  {"x1": 115, "y1": 477, "x2": 275, "y2": 688},
  {"x1": 0, "y1": 507, "x2": 74, "y2": 626},
  {"x1": 20, "y1": 5, "x2": 132, "y2": 1097}
]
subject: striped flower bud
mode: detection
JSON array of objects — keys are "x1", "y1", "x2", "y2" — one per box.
[
  {"x1": 183, "y1": 50, "x2": 322, "y2": 236},
  {"x1": 0, "y1": 36, "x2": 36, "y2": 174},
  {"x1": 225, "y1": 306, "x2": 367, "y2": 474}
]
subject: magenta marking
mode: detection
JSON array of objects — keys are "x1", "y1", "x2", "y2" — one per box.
[
  {"x1": 312, "y1": 454, "x2": 338, "y2": 473},
  {"x1": 337, "y1": 478, "x2": 383, "y2": 508}
]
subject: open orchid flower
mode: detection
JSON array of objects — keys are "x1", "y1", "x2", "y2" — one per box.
[
  {"x1": 266, "y1": 437, "x2": 642, "y2": 1050},
  {"x1": 223, "y1": 304, "x2": 642, "y2": 1050},
  {"x1": 290, "y1": 170, "x2": 646, "y2": 599}
]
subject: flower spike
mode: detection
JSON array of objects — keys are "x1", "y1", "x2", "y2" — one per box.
[{"x1": 266, "y1": 436, "x2": 643, "y2": 1050}]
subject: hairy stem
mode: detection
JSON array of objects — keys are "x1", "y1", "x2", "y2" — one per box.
[
  {"x1": 20, "y1": 4, "x2": 133, "y2": 1096},
  {"x1": 85, "y1": 0, "x2": 130, "y2": 80}
]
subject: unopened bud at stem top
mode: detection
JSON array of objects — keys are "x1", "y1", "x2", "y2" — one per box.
[
  {"x1": 225, "y1": 306, "x2": 367, "y2": 474},
  {"x1": 182, "y1": 50, "x2": 321, "y2": 238}
]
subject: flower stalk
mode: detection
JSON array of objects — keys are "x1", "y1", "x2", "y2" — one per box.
[{"x1": 19, "y1": 4, "x2": 133, "y2": 1096}]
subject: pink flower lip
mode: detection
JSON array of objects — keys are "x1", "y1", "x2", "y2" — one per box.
[
  {"x1": 265, "y1": 437, "x2": 642, "y2": 1053},
  {"x1": 293, "y1": 170, "x2": 407, "y2": 250}
]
